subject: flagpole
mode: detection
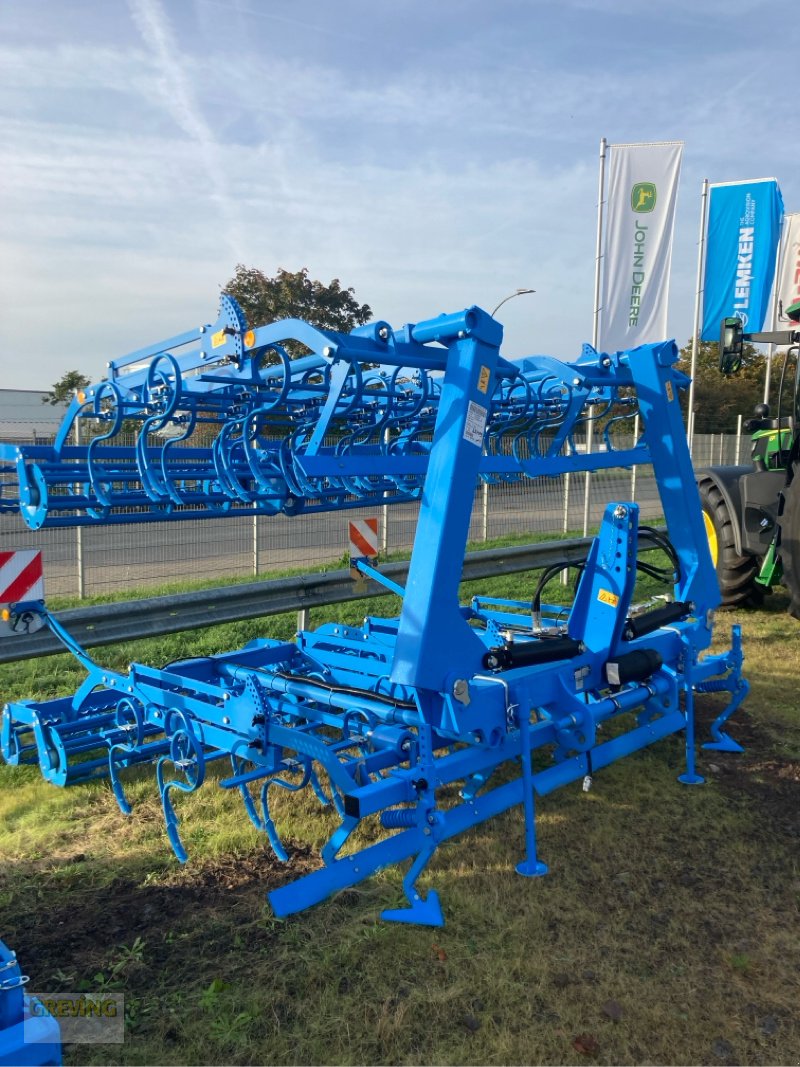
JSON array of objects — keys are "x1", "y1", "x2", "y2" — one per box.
[
  {"x1": 592, "y1": 137, "x2": 607, "y2": 349},
  {"x1": 583, "y1": 137, "x2": 607, "y2": 537},
  {"x1": 687, "y1": 177, "x2": 709, "y2": 446},
  {"x1": 764, "y1": 217, "x2": 786, "y2": 405}
]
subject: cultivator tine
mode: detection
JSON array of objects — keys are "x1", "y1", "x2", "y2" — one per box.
[
  {"x1": 156, "y1": 712, "x2": 208, "y2": 863},
  {"x1": 699, "y1": 624, "x2": 750, "y2": 753},
  {"x1": 1, "y1": 301, "x2": 751, "y2": 925}
]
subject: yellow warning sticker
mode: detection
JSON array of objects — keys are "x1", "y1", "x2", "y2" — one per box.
[
  {"x1": 211, "y1": 329, "x2": 227, "y2": 349},
  {"x1": 597, "y1": 588, "x2": 619, "y2": 608},
  {"x1": 665, "y1": 380, "x2": 674, "y2": 403},
  {"x1": 477, "y1": 365, "x2": 491, "y2": 394}
]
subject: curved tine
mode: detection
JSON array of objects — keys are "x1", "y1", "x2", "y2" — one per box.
[
  {"x1": 156, "y1": 758, "x2": 189, "y2": 863},
  {"x1": 211, "y1": 421, "x2": 249, "y2": 501},
  {"x1": 107, "y1": 697, "x2": 145, "y2": 816},
  {"x1": 85, "y1": 382, "x2": 128, "y2": 508},
  {"x1": 361, "y1": 369, "x2": 393, "y2": 429},
  {"x1": 156, "y1": 712, "x2": 206, "y2": 864},
  {"x1": 221, "y1": 428, "x2": 259, "y2": 504},
  {"x1": 230, "y1": 753, "x2": 267, "y2": 832},
  {"x1": 307, "y1": 760, "x2": 331, "y2": 807},
  {"x1": 529, "y1": 376, "x2": 570, "y2": 456},
  {"x1": 253, "y1": 344, "x2": 292, "y2": 409},
  {"x1": 144, "y1": 353, "x2": 184, "y2": 425},
  {"x1": 159, "y1": 407, "x2": 199, "y2": 505},
  {"x1": 135, "y1": 415, "x2": 172, "y2": 503},
  {"x1": 571, "y1": 392, "x2": 614, "y2": 443},
  {"x1": 329, "y1": 784, "x2": 346, "y2": 819},
  {"x1": 108, "y1": 743, "x2": 134, "y2": 815},
  {"x1": 258, "y1": 759, "x2": 314, "y2": 862},
  {"x1": 287, "y1": 430, "x2": 328, "y2": 500},
  {"x1": 390, "y1": 366, "x2": 429, "y2": 421},
  {"x1": 602, "y1": 401, "x2": 639, "y2": 451},
  {"x1": 277, "y1": 433, "x2": 306, "y2": 499},
  {"x1": 240, "y1": 425, "x2": 287, "y2": 514}
]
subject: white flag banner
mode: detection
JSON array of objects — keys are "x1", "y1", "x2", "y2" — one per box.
[
  {"x1": 599, "y1": 141, "x2": 683, "y2": 352},
  {"x1": 771, "y1": 211, "x2": 800, "y2": 327}
]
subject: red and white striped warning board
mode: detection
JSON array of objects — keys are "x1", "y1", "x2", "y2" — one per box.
[
  {"x1": 349, "y1": 518, "x2": 379, "y2": 561},
  {"x1": 0, "y1": 550, "x2": 44, "y2": 606}
]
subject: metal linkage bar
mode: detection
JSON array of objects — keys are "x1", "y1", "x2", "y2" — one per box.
[{"x1": 0, "y1": 304, "x2": 749, "y2": 927}]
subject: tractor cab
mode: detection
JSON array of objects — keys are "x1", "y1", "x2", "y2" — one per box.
[{"x1": 746, "y1": 402, "x2": 793, "y2": 472}]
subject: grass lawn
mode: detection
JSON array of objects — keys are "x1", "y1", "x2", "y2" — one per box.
[{"x1": 0, "y1": 564, "x2": 798, "y2": 1065}]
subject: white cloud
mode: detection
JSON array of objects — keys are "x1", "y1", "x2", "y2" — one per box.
[{"x1": 1, "y1": 1, "x2": 800, "y2": 391}]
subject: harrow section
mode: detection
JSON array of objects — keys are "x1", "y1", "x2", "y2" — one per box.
[{"x1": 0, "y1": 301, "x2": 748, "y2": 925}]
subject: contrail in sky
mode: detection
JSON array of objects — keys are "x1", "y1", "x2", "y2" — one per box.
[{"x1": 128, "y1": 0, "x2": 244, "y2": 261}]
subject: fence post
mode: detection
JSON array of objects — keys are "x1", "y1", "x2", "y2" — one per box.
[
  {"x1": 581, "y1": 421, "x2": 594, "y2": 537},
  {"x1": 253, "y1": 515, "x2": 259, "y2": 576},
  {"x1": 381, "y1": 426, "x2": 390, "y2": 554},
  {"x1": 630, "y1": 413, "x2": 640, "y2": 502},
  {"x1": 561, "y1": 473, "x2": 571, "y2": 586},
  {"x1": 735, "y1": 414, "x2": 743, "y2": 465},
  {"x1": 482, "y1": 481, "x2": 489, "y2": 542},
  {"x1": 297, "y1": 609, "x2": 309, "y2": 631},
  {"x1": 74, "y1": 413, "x2": 85, "y2": 599}
]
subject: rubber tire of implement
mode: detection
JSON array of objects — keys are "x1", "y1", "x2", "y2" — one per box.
[
  {"x1": 778, "y1": 466, "x2": 800, "y2": 619},
  {"x1": 697, "y1": 477, "x2": 764, "y2": 607}
]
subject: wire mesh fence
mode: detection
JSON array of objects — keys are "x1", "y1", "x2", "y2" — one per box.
[{"x1": 0, "y1": 427, "x2": 749, "y2": 599}]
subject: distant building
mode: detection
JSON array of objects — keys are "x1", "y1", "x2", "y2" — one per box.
[{"x1": 0, "y1": 389, "x2": 65, "y2": 441}]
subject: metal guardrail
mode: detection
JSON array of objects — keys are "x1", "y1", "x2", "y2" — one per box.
[{"x1": 0, "y1": 536, "x2": 600, "y2": 664}]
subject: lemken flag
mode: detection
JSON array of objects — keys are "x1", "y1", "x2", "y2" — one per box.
[
  {"x1": 599, "y1": 141, "x2": 683, "y2": 352},
  {"x1": 701, "y1": 178, "x2": 783, "y2": 339}
]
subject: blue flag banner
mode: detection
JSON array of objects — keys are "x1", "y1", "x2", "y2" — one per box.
[{"x1": 701, "y1": 178, "x2": 783, "y2": 340}]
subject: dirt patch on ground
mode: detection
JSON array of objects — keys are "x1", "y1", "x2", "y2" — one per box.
[
  {"x1": 695, "y1": 700, "x2": 800, "y2": 840},
  {"x1": 0, "y1": 843, "x2": 319, "y2": 989}
]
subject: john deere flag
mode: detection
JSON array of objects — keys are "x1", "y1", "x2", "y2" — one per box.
[
  {"x1": 701, "y1": 178, "x2": 783, "y2": 339},
  {"x1": 770, "y1": 211, "x2": 800, "y2": 328},
  {"x1": 599, "y1": 141, "x2": 683, "y2": 352}
]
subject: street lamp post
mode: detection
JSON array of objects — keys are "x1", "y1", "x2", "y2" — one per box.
[{"x1": 490, "y1": 288, "x2": 536, "y2": 317}]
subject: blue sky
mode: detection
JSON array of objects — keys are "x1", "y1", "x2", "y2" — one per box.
[{"x1": 1, "y1": 0, "x2": 798, "y2": 389}]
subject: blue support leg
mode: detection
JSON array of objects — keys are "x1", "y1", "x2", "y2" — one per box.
[
  {"x1": 678, "y1": 657, "x2": 705, "y2": 786},
  {"x1": 515, "y1": 707, "x2": 548, "y2": 877}
]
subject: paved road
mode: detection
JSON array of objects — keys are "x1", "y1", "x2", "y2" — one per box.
[{"x1": 0, "y1": 473, "x2": 662, "y2": 598}]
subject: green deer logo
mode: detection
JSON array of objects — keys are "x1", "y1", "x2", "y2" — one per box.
[{"x1": 631, "y1": 182, "x2": 657, "y2": 213}]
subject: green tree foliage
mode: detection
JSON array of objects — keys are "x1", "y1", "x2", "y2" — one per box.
[
  {"x1": 677, "y1": 338, "x2": 781, "y2": 433},
  {"x1": 42, "y1": 370, "x2": 91, "y2": 406},
  {"x1": 224, "y1": 265, "x2": 372, "y2": 335}
]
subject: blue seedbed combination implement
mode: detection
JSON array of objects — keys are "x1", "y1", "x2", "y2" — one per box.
[{"x1": 0, "y1": 299, "x2": 748, "y2": 926}]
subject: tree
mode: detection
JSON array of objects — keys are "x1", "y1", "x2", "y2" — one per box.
[
  {"x1": 224, "y1": 265, "x2": 372, "y2": 335},
  {"x1": 42, "y1": 370, "x2": 91, "y2": 406},
  {"x1": 676, "y1": 338, "x2": 780, "y2": 434}
]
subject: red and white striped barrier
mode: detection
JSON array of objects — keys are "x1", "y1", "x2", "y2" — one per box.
[
  {"x1": 349, "y1": 518, "x2": 379, "y2": 579},
  {"x1": 0, "y1": 550, "x2": 45, "y2": 636},
  {"x1": 349, "y1": 518, "x2": 379, "y2": 560}
]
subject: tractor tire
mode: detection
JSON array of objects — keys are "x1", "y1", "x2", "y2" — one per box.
[
  {"x1": 778, "y1": 467, "x2": 800, "y2": 619},
  {"x1": 697, "y1": 478, "x2": 764, "y2": 608}
]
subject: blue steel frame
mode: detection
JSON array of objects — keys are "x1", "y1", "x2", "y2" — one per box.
[
  {"x1": 0, "y1": 303, "x2": 749, "y2": 926},
  {"x1": 0, "y1": 941, "x2": 61, "y2": 1067}
]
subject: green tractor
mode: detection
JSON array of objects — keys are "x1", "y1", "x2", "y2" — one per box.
[{"x1": 694, "y1": 304, "x2": 800, "y2": 617}]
